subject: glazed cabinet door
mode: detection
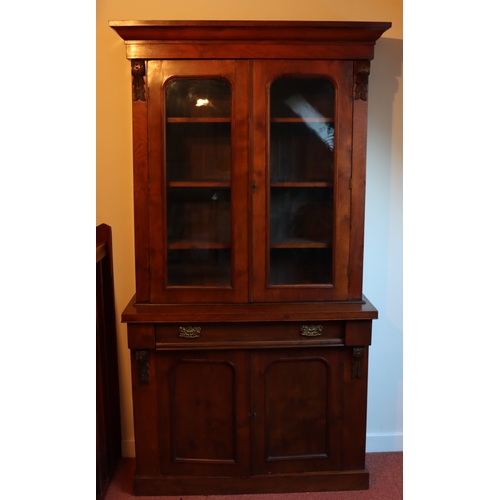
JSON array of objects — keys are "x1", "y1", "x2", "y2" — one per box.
[
  {"x1": 156, "y1": 350, "x2": 250, "y2": 477},
  {"x1": 251, "y1": 347, "x2": 344, "y2": 474},
  {"x1": 252, "y1": 60, "x2": 353, "y2": 302},
  {"x1": 147, "y1": 60, "x2": 250, "y2": 303}
]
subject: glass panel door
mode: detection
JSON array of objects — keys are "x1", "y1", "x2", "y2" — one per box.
[
  {"x1": 148, "y1": 60, "x2": 249, "y2": 303},
  {"x1": 269, "y1": 78, "x2": 334, "y2": 285},
  {"x1": 166, "y1": 78, "x2": 232, "y2": 287},
  {"x1": 252, "y1": 60, "x2": 352, "y2": 302}
]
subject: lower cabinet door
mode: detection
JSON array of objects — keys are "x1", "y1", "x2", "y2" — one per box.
[
  {"x1": 251, "y1": 347, "x2": 344, "y2": 474},
  {"x1": 156, "y1": 350, "x2": 250, "y2": 477}
]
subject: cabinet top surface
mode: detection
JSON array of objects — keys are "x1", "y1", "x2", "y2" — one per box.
[
  {"x1": 109, "y1": 20, "x2": 391, "y2": 27},
  {"x1": 109, "y1": 20, "x2": 391, "y2": 42},
  {"x1": 122, "y1": 296, "x2": 378, "y2": 323}
]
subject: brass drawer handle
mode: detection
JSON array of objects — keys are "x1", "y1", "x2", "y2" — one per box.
[
  {"x1": 300, "y1": 325, "x2": 323, "y2": 337},
  {"x1": 179, "y1": 326, "x2": 201, "y2": 339}
]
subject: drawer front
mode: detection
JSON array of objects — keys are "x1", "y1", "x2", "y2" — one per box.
[{"x1": 155, "y1": 321, "x2": 345, "y2": 349}]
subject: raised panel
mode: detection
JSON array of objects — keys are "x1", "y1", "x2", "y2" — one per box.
[
  {"x1": 171, "y1": 359, "x2": 236, "y2": 462},
  {"x1": 252, "y1": 348, "x2": 343, "y2": 474},
  {"x1": 266, "y1": 358, "x2": 329, "y2": 459},
  {"x1": 157, "y1": 350, "x2": 250, "y2": 477}
]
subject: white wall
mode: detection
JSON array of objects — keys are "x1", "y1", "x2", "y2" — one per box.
[
  {"x1": 364, "y1": 35, "x2": 403, "y2": 451},
  {"x1": 96, "y1": 0, "x2": 403, "y2": 455}
]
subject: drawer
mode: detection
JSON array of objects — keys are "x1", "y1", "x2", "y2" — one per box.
[{"x1": 155, "y1": 321, "x2": 345, "y2": 349}]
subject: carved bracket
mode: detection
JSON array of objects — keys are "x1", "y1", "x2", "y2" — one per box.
[
  {"x1": 131, "y1": 60, "x2": 146, "y2": 101},
  {"x1": 300, "y1": 325, "x2": 323, "y2": 337},
  {"x1": 136, "y1": 350, "x2": 150, "y2": 384},
  {"x1": 354, "y1": 60, "x2": 370, "y2": 101},
  {"x1": 179, "y1": 326, "x2": 201, "y2": 339},
  {"x1": 351, "y1": 347, "x2": 365, "y2": 378}
]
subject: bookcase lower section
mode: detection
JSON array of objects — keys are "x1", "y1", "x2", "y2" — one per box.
[{"x1": 125, "y1": 304, "x2": 375, "y2": 496}]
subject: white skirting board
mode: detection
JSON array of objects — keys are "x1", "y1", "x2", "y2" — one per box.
[
  {"x1": 366, "y1": 432, "x2": 403, "y2": 452},
  {"x1": 122, "y1": 433, "x2": 403, "y2": 458}
]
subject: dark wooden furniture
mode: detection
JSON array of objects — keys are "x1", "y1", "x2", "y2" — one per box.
[
  {"x1": 110, "y1": 20, "x2": 391, "y2": 495},
  {"x1": 96, "y1": 224, "x2": 122, "y2": 499}
]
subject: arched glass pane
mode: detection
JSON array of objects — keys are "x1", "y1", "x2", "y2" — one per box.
[
  {"x1": 165, "y1": 78, "x2": 232, "y2": 287},
  {"x1": 269, "y1": 78, "x2": 334, "y2": 285}
]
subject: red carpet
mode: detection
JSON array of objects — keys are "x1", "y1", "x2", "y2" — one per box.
[{"x1": 103, "y1": 452, "x2": 402, "y2": 499}]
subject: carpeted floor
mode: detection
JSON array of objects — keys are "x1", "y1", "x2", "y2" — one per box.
[{"x1": 103, "y1": 452, "x2": 402, "y2": 500}]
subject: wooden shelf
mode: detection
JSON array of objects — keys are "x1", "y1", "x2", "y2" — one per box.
[
  {"x1": 168, "y1": 240, "x2": 230, "y2": 250},
  {"x1": 168, "y1": 181, "x2": 231, "y2": 188},
  {"x1": 271, "y1": 239, "x2": 330, "y2": 249},
  {"x1": 271, "y1": 117, "x2": 333, "y2": 123},
  {"x1": 271, "y1": 182, "x2": 332, "y2": 188},
  {"x1": 167, "y1": 117, "x2": 231, "y2": 123}
]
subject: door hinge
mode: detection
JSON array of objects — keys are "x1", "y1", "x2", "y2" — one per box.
[{"x1": 349, "y1": 178, "x2": 353, "y2": 189}]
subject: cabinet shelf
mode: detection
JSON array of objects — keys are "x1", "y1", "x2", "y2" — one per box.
[
  {"x1": 168, "y1": 240, "x2": 230, "y2": 250},
  {"x1": 271, "y1": 182, "x2": 332, "y2": 188},
  {"x1": 271, "y1": 117, "x2": 333, "y2": 123},
  {"x1": 167, "y1": 117, "x2": 231, "y2": 123},
  {"x1": 168, "y1": 181, "x2": 231, "y2": 188},
  {"x1": 271, "y1": 239, "x2": 330, "y2": 249}
]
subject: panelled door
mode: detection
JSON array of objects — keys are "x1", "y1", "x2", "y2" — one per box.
[
  {"x1": 147, "y1": 60, "x2": 250, "y2": 303},
  {"x1": 156, "y1": 350, "x2": 251, "y2": 477},
  {"x1": 251, "y1": 347, "x2": 344, "y2": 474},
  {"x1": 252, "y1": 60, "x2": 354, "y2": 303},
  {"x1": 156, "y1": 347, "x2": 346, "y2": 477}
]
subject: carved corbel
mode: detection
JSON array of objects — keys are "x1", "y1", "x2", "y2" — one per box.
[
  {"x1": 354, "y1": 60, "x2": 370, "y2": 101},
  {"x1": 131, "y1": 60, "x2": 146, "y2": 101},
  {"x1": 351, "y1": 347, "x2": 365, "y2": 378},
  {"x1": 136, "y1": 350, "x2": 150, "y2": 384}
]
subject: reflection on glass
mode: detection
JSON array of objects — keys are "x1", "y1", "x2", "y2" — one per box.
[
  {"x1": 269, "y1": 78, "x2": 334, "y2": 286},
  {"x1": 165, "y1": 78, "x2": 232, "y2": 287},
  {"x1": 196, "y1": 98, "x2": 210, "y2": 107},
  {"x1": 166, "y1": 79, "x2": 231, "y2": 117},
  {"x1": 284, "y1": 94, "x2": 334, "y2": 151}
]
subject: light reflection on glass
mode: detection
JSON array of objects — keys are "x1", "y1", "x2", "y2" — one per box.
[{"x1": 284, "y1": 94, "x2": 334, "y2": 151}]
